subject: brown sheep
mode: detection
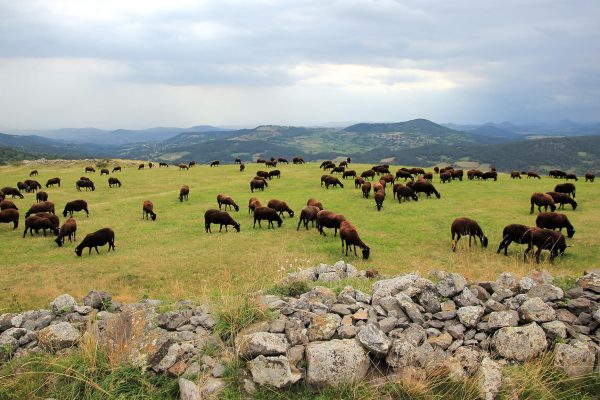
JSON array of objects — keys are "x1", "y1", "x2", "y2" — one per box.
[
  {"x1": 138, "y1": 163, "x2": 145, "y2": 170},
  {"x1": 450, "y1": 217, "x2": 489, "y2": 252},
  {"x1": 76, "y1": 179, "x2": 95, "y2": 191},
  {"x1": 265, "y1": 160, "x2": 277, "y2": 168},
  {"x1": 253, "y1": 206, "x2": 283, "y2": 229},
  {"x1": 0, "y1": 209, "x2": 19, "y2": 229},
  {"x1": 307, "y1": 198, "x2": 324, "y2": 210},
  {"x1": 395, "y1": 169, "x2": 413, "y2": 181},
  {"x1": 585, "y1": 173, "x2": 595, "y2": 182},
  {"x1": 434, "y1": 166, "x2": 440, "y2": 173},
  {"x1": 210, "y1": 160, "x2": 221, "y2": 167},
  {"x1": 189, "y1": 161, "x2": 197, "y2": 167},
  {"x1": 63, "y1": 199, "x2": 89, "y2": 217},
  {"x1": 25, "y1": 201, "x2": 55, "y2": 218},
  {"x1": 374, "y1": 191, "x2": 385, "y2": 211},
  {"x1": 297, "y1": 206, "x2": 321, "y2": 230},
  {"x1": 85, "y1": 166, "x2": 96, "y2": 173},
  {"x1": 293, "y1": 157, "x2": 305, "y2": 164},
  {"x1": 510, "y1": 171, "x2": 522, "y2": 179},
  {"x1": 362, "y1": 181, "x2": 372, "y2": 198},
  {"x1": 536, "y1": 212, "x2": 575, "y2": 238},
  {"x1": 55, "y1": 218, "x2": 77, "y2": 247},
  {"x1": 256, "y1": 170, "x2": 270, "y2": 179},
  {"x1": 497, "y1": 224, "x2": 530, "y2": 256},
  {"x1": 323, "y1": 163, "x2": 336, "y2": 171},
  {"x1": 100, "y1": 168, "x2": 109, "y2": 175},
  {"x1": 549, "y1": 170, "x2": 566, "y2": 179},
  {"x1": 108, "y1": 177, "x2": 122, "y2": 188},
  {"x1": 148, "y1": 162, "x2": 154, "y2": 169},
  {"x1": 17, "y1": 182, "x2": 27, "y2": 192},
  {"x1": 0, "y1": 191, "x2": 4, "y2": 202},
  {"x1": 257, "y1": 158, "x2": 267, "y2": 164},
  {"x1": 29, "y1": 170, "x2": 38, "y2": 177},
  {"x1": 35, "y1": 212, "x2": 59, "y2": 229},
  {"x1": 240, "y1": 163, "x2": 245, "y2": 172},
  {"x1": 546, "y1": 192, "x2": 577, "y2": 210},
  {"x1": 278, "y1": 157, "x2": 289, "y2": 164},
  {"x1": 343, "y1": 170, "x2": 357, "y2": 179},
  {"x1": 354, "y1": 177, "x2": 365, "y2": 188},
  {"x1": 320, "y1": 174, "x2": 329, "y2": 187},
  {"x1": 179, "y1": 185, "x2": 190, "y2": 202},
  {"x1": 179, "y1": 164, "x2": 189, "y2": 170},
  {"x1": 372, "y1": 165, "x2": 390, "y2": 175},
  {"x1": 112, "y1": 166, "x2": 122, "y2": 172},
  {"x1": 339, "y1": 161, "x2": 347, "y2": 168},
  {"x1": 554, "y1": 183, "x2": 576, "y2": 198},
  {"x1": 23, "y1": 215, "x2": 59, "y2": 237},
  {"x1": 331, "y1": 166, "x2": 345, "y2": 174},
  {"x1": 316, "y1": 210, "x2": 346, "y2": 237},
  {"x1": 565, "y1": 173, "x2": 578, "y2": 181},
  {"x1": 339, "y1": 221, "x2": 370, "y2": 259},
  {"x1": 24, "y1": 180, "x2": 41, "y2": 193},
  {"x1": 373, "y1": 181, "x2": 384, "y2": 193},
  {"x1": 75, "y1": 228, "x2": 115, "y2": 256},
  {"x1": 217, "y1": 194, "x2": 239, "y2": 211},
  {"x1": 395, "y1": 185, "x2": 418, "y2": 203},
  {"x1": 523, "y1": 227, "x2": 566, "y2": 263},
  {"x1": 361, "y1": 170, "x2": 375, "y2": 180},
  {"x1": 248, "y1": 197, "x2": 262, "y2": 214},
  {"x1": 412, "y1": 181, "x2": 441, "y2": 199},
  {"x1": 45, "y1": 178, "x2": 61, "y2": 188},
  {"x1": 267, "y1": 199, "x2": 294, "y2": 218},
  {"x1": 268, "y1": 170, "x2": 281, "y2": 179},
  {"x1": 205, "y1": 209, "x2": 240, "y2": 232},
  {"x1": 36, "y1": 191, "x2": 48, "y2": 203},
  {"x1": 0, "y1": 200, "x2": 18, "y2": 210},
  {"x1": 380, "y1": 174, "x2": 395, "y2": 184},
  {"x1": 142, "y1": 200, "x2": 157, "y2": 221},
  {"x1": 159, "y1": 163, "x2": 168, "y2": 168},
  {"x1": 323, "y1": 176, "x2": 344, "y2": 189},
  {"x1": 79, "y1": 176, "x2": 91, "y2": 181},
  {"x1": 451, "y1": 170, "x2": 464, "y2": 181},
  {"x1": 527, "y1": 172, "x2": 541, "y2": 179},
  {"x1": 481, "y1": 171, "x2": 497, "y2": 181},
  {"x1": 250, "y1": 179, "x2": 266, "y2": 193},
  {"x1": 530, "y1": 193, "x2": 556, "y2": 214},
  {"x1": 440, "y1": 171, "x2": 452, "y2": 183},
  {"x1": 423, "y1": 172, "x2": 433, "y2": 181},
  {"x1": 319, "y1": 160, "x2": 333, "y2": 169}
]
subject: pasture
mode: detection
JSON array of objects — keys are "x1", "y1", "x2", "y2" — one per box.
[{"x1": 0, "y1": 161, "x2": 598, "y2": 312}]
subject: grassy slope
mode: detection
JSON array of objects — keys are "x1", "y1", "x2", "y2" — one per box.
[{"x1": 0, "y1": 162, "x2": 598, "y2": 312}]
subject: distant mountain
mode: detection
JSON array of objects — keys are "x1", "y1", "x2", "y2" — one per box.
[
  {"x1": 0, "y1": 132, "x2": 113, "y2": 158},
  {"x1": 469, "y1": 124, "x2": 522, "y2": 139},
  {"x1": 0, "y1": 144, "x2": 38, "y2": 165},
  {"x1": 444, "y1": 120, "x2": 600, "y2": 138}
]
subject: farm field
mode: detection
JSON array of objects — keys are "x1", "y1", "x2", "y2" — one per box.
[{"x1": 0, "y1": 161, "x2": 598, "y2": 312}]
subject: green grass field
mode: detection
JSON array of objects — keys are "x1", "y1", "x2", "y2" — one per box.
[{"x1": 1, "y1": 161, "x2": 598, "y2": 312}]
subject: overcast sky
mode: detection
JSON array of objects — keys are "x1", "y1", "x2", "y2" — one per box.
[{"x1": 0, "y1": 0, "x2": 598, "y2": 130}]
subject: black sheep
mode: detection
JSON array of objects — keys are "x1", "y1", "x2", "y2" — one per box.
[
  {"x1": 63, "y1": 200, "x2": 89, "y2": 217},
  {"x1": 253, "y1": 206, "x2": 283, "y2": 229},
  {"x1": 75, "y1": 228, "x2": 115, "y2": 256},
  {"x1": 497, "y1": 224, "x2": 530, "y2": 256},
  {"x1": 451, "y1": 217, "x2": 488, "y2": 252},
  {"x1": 536, "y1": 212, "x2": 575, "y2": 238},
  {"x1": 204, "y1": 209, "x2": 240, "y2": 232},
  {"x1": 0, "y1": 209, "x2": 19, "y2": 229},
  {"x1": 340, "y1": 221, "x2": 370, "y2": 259}
]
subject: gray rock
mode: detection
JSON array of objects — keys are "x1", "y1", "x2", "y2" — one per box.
[
  {"x1": 418, "y1": 291, "x2": 441, "y2": 314},
  {"x1": 157, "y1": 311, "x2": 190, "y2": 331},
  {"x1": 440, "y1": 300, "x2": 457, "y2": 311},
  {"x1": 330, "y1": 304, "x2": 351, "y2": 316},
  {"x1": 354, "y1": 290, "x2": 371, "y2": 304},
  {"x1": 287, "y1": 345, "x2": 305, "y2": 366},
  {"x1": 372, "y1": 273, "x2": 421, "y2": 305},
  {"x1": 518, "y1": 277, "x2": 536, "y2": 293},
  {"x1": 306, "y1": 339, "x2": 370, "y2": 387},
  {"x1": 527, "y1": 269, "x2": 554, "y2": 284},
  {"x1": 446, "y1": 346, "x2": 482, "y2": 380},
  {"x1": 37, "y1": 322, "x2": 80, "y2": 352},
  {"x1": 542, "y1": 321, "x2": 567, "y2": 340},
  {"x1": 454, "y1": 287, "x2": 481, "y2": 307},
  {"x1": 518, "y1": 298, "x2": 556, "y2": 323},
  {"x1": 357, "y1": 323, "x2": 390, "y2": 356},
  {"x1": 337, "y1": 325, "x2": 357, "y2": 339},
  {"x1": 307, "y1": 313, "x2": 340, "y2": 341},
  {"x1": 269, "y1": 319, "x2": 286, "y2": 334},
  {"x1": 577, "y1": 272, "x2": 600, "y2": 293},
  {"x1": 478, "y1": 357, "x2": 503, "y2": 400},
  {"x1": 487, "y1": 310, "x2": 519, "y2": 330},
  {"x1": 154, "y1": 343, "x2": 181, "y2": 372},
  {"x1": 427, "y1": 332, "x2": 453, "y2": 350},
  {"x1": 492, "y1": 323, "x2": 547, "y2": 361},
  {"x1": 433, "y1": 311, "x2": 457, "y2": 320},
  {"x1": 183, "y1": 362, "x2": 201, "y2": 378},
  {"x1": 200, "y1": 378, "x2": 225, "y2": 397},
  {"x1": 285, "y1": 319, "x2": 308, "y2": 346},
  {"x1": 237, "y1": 332, "x2": 289, "y2": 360},
  {"x1": 248, "y1": 355, "x2": 301, "y2": 388},
  {"x1": 50, "y1": 294, "x2": 77, "y2": 314},
  {"x1": 378, "y1": 317, "x2": 397, "y2": 333},
  {"x1": 555, "y1": 341, "x2": 596, "y2": 377},
  {"x1": 485, "y1": 299, "x2": 507, "y2": 312},
  {"x1": 474, "y1": 332, "x2": 488, "y2": 341},
  {"x1": 457, "y1": 306, "x2": 485, "y2": 328},
  {"x1": 397, "y1": 296, "x2": 424, "y2": 324},
  {"x1": 178, "y1": 378, "x2": 201, "y2": 400},
  {"x1": 304, "y1": 286, "x2": 337, "y2": 308},
  {"x1": 211, "y1": 364, "x2": 226, "y2": 378},
  {"x1": 493, "y1": 272, "x2": 518, "y2": 293},
  {"x1": 436, "y1": 273, "x2": 467, "y2": 297},
  {"x1": 568, "y1": 297, "x2": 593, "y2": 315},
  {"x1": 318, "y1": 271, "x2": 343, "y2": 282},
  {"x1": 593, "y1": 309, "x2": 600, "y2": 324},
  {"x1": 447, "y1": 324, "x2": 466, "y2": 340},
  {"x1": 491, "y1": 288, "x2": 513, "y2": 302},
  {"x1": 257, "y1": 295, "x2": 288, "y2": 310},
  {"x1": 337, "y1": 286, "x2": 357, "y2": 304},
  {"x1": 527, "y1": 284, "x2": 564, "y2": 302},
  {"x1": 82, "y1": 290, "x2": 112, "y2": 310}
]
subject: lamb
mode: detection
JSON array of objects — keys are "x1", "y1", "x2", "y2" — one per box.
[
  {"x1": 204, "y1": 209, "x2": 240, "y2": 232},
  {"x1": 85, "y1": 166, "x2": 96, "y2": 173},
  {"x1": 585, "y1": 173, "x2": 595, "y2": 182},
  {"x1": 395, "y1": 185, "x2": 418, "y2": 203},
  {"x1": 0, "y1": 200, "x2": 18, "y2": 210},
  {"x1": 535, "y1": 212, "x2": 575, "y2": 238},
  {"x1": 63, "y1": 200, "x2": 89, "y2": 217},
  {"x1": 527, "y1": 172, "x2": 541, "y2": 179},
  {"x1": 339, "y1": 221, "x2": 370, "y2": 259},
  {"x1": 523, "y1": 227, "x2": 566, "y2": 263},
  {"x1": 248, "y1": 197, "x2": 262, "y2": 214},
  {"x1": 138, "y1": 163, "x2": 145, "y2": 170},
  {"x1": 25, "y1": 201, "x2": 55, "y2": 217},
  {"x1": 361, "y1": 170, "x2": 375, "y2": 180},
  {"x1": 179, "y1": 185, "x2": 190, "y2": 202},
  {"x1": 36, "y1": 191, "x2": 48, "y2": 203},
  {"x1": 112, "y1": 166, "x2": 122, "y2": 172},
  {"x1": 268, "y1": 170, "x2": 281, "y2": 179},
  {"x1": 29, "y1": 170, "x2": 38, "y2": 177},
  {"x1": 411, "y1": 181, "x2": 441, "y2": 199},
  {"x1": 75, "y1": 228, "x2": 115, "y2": 256},
  {"x1": 307, "y1": 198, "x2": 324, "y2": 210},
  {"x1": 343, "y1": 170, "x2": 357, "y2": 179},
  {"x1": 546, "y1": 191, "x2": 577, "y2": 210},
  {"x1": 142, "y1": 200, "x2": 157, "y2": 221},
  {"x1": 323, "y1": 176, "x2": 344, "y2": 189},
  {"x1": 76, "y1": 179, "x2": 95, "y2": 191},
  {"x1": 45, "y1": 178, "x2": 61, "y2": 188},
  {"x1": 554, "y1": 183, "x2": 576, "y2": 198},
  {"x1": 362, "y1": 182, "x2": 372, "y2": 198},
  {"x1": 423, "y1": 172, "x2": 433, "y2": 181},
  {"x1": 0, "y1": 209, "x2": 19, "y2": 229},
  {"x1": 511, "y1": 171, "x2": 522, "y2": 179},
  {"x1": 316, "y1": 210, "x2": 346, "y2": 236},
  {"x1": 23, "y1": 215, "x2": 59, "y2": 237},
  {"x1": 496, "y1": 224, "x2": 530, "y2": 255},
  {"x1": 250, "y1": 179, "x2": 266, "y2": 193},
  {"x1": 354, "y1": 177, "x2": 365, "y2": 188},
  {"x1": 100, "y1": 168, "x2": 109, "y2": 175},
  {"x1": 374, "y1": 191, "x2": 385, "y2": 211},
  {"x1": 253, "y1": 206, "x2": 283, "y2": 229},
  {"x1": 267, "y1": 199, "x2": 295, "y2": 217},
  {"x1": 530, "y1": 193, "x2": 556, "y2": 214},
  {"x1": 108, "y1": 177, "x2": 122, "y2": 188},
  {"x1": 565, "y1": 173, "x2": 578, "y2": 181},
  {"x1": 179, "y1": 164, "x2": 189, "y2": 170},
  {"x1": 450, "y1": 217, "x2": 489, "y2": 252},
  {"x1": 55, "y1": 218, "x2": 77, "y2": 247},
  {"x1": 297, "y1": 206, "x2": 321, "y2": 230},
  {"x1": 217, "y1": 194, "x2": 239, "y2": 211},
  {"x1": 210, "y1": 160, "x2": 220, "y2": 167}
]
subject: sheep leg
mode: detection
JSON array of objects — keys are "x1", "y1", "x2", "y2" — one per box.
[
  {"x1": 225, "y1": 225, "x2": 228, "y2": 232},
  {"x1": 253, "y1": 218, "x2": 257, "y2": 228},
  {"x1": 535, "y1": 248, "x2": 542, "y2": 263},
  {"x1": 353, "y1": 245, "x2": 358, "y2": 256}
]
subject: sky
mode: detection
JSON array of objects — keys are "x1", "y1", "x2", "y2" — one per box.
[{"x1": 0, "y1": 0, "x2": 599, "y2": 130}]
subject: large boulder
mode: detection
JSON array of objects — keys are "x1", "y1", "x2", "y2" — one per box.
[
  {"x1": 307, "y1": 314, "x2": 340, "y2": 341},
  {"x1": 178, "y1": 378, "x2": 201, "y2": 400},
  {"x1": 554, "y1": 341, "x2": 596, "y2": 377},
  {"x1": 356, "y1": 323, "x2": 390, "y2": 356},
  {"x1": 248, "y1": 355, "x2": 302, "y2": 388},
  {"x1": 527, "y1": 284, "x2": 563, "y2": 302},
  {"x1": 478, "y1": 357, "x2": 503, "y2": 400},
  {"x1": 50, "y1": 294, "x2": 77, "y2": 314},
  {"x1": 305, "y1": 339, "x2": 370, "y2": 387},
  {"x1": 372, "y1": 273, "x2": 420, "y2": 305},
  {"x1": 436, "y1": 273, "x2": 467, "y2": 297},
  {"x1": 492, "y1": 323, "x2": 547, "y2": 361},
  {"x1": 577, "y1": 272, "x2": 600, "y2": 293},
  {"x1": 237, "y1": 332, "x2": 289, "y2": 360},
  {"x1": 487, "y1": 310, "x2": 519, "y2": 330},
  {"x1": 37, "y1": 322, "x2": 81, "y2": 352},
  {"x1": 457, "y1": 306, "x2": 485, "y2": 328},
  {"x1": 518, "y1": 298, "x2": 556, "y2": 323},
  {"x1": 82, "y1": 290, "x2": 112, "y2": 310}
]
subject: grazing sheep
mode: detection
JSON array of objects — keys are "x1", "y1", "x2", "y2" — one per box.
[
  {"x1": 24, "y1": 180, "x2": 41, "y2": 193},
  {"x1": 346, "y1": 157, "x2": 352, "y2": 163},
  {"x1": 256, "y1": 170, "x2": 270, "y2": 179},
  {"x1": 497, "y1": 224, "x2": 530, "y2": 256},
  {"x1": 530, "y1": 193, "x2": 556, "y2": 214},
  {"x1": 527, "y1": 172, "x2": 541, "y2": 179},
  {"x1": 112, "y1": 166, "x2": 122, "y2": 172},
  {"x1": 320, "y1": 175, "x2": 329, "y2": 187},
  {"x1": 108, "y1": 177, "x2": 121, "y2": 188},
  {"x1": 205, "y1": 209, "x2": 240, "y2": 232},
  {"x1": 395, "y1": 185, "x2": 418, "y2": 203},
  {"x1": 565, "y1": 173, "x2": 578, "y2": 181},
  {"x1": 362, "y1": 181, "x2": 372, "y2": 198},
  {"x1": 451, "y1": 170, "x2": 464, "y2": 181},
  {"x1": 361, "y1": 170, "x2": 375, "y2": 180},
  {"x1": 63, "y1": 200, "x2": 89, "y2": 217},
  {"x1": 210, "y1": 160, "x2": 220, "y2": 167},
  {"x1": 30, "y1": 170, "x2": 39, "y2": 177},
  {"x1": 380, "y1": 174, "x2": 395, "y2": 184},
  {"x1": 316, "y1": 210, "x2": 346, "y2": 237},
  {"x1": 546, "y1": 191, "x2": 577, "y2": 210},
  {"x1": 148, "y1": 162, "x2": 154, "y2": 169},
  {"x1": 80, "y1": 176, "x2": 91, "y2": 181},
  {"x1": 179, "y1": 164, "x2": 189, "y2": 170},
  {"x1": 331, "y1": 166, "x2": 345, "y2": 174},
  {"x1": 16, "y1": 182, "x2": 26, "y2": 192},
  {"x1": 248, "y1": 197, "x2": 262, "y2": 214},
  {"x1": 179, "y1": 185, "x2": 189, "y2": 202},
  {"x1": 142, "y1": 200, "x2": 157, "y2": 221},
  {"x1": 293, "y1": 157, "x2": 305, "y2": 164},
  {"x1": 320, "y1": 160, "x2": 333, "y2": 169},
  {"x1": 481, "y1": 171, "x2": 497, "y2": 181},
  {"x1": 434, "y1": 166, "x2": 440, "y2": 173},
  {"x1": 55, "y1": 218, "x2": 77, "y2": 247},
  {"x1": 267, "y1": 199, "x2": 294, "y2": 217},
  {"x1": 511, "y1": 171, "x2": 522, "y2": 179},
  {"x1": 85, "y1": 166, "x2": 96, "y2": 173},
  {"x1": 240, "y1": 163, "x2": 245, "y2": 172},
  {"x1": 0, "y1": 200, "x2": 18, "y2": 210},
  {"x1": 269, "y1": 169, "x2": 281, "y2": 179},
  {"x1": 138, "y1": 163, "x2": 145, "y2": 170},
  {"x1": 100, "y1": 168, "x2": 109, "y2": 175},
  {"x1": 35, "y1": 212, "x2": 59, "y2": 229},
  {"x1": 467, "y1": 169, "x2": 483, "y2": 180},
  {"x1": 217, "y1": 194, "x2": 239, "y2": 211},
  {"x1": 250, "y1": 179, "x2": 266, "y2": 193},
  {"x1": 339, "y1": 221, "x2": 370, "y2": 259},
  {"x1": 423, "y1": 172, "x2": 433, "y2": 181},
  {"x1": 0, "y1": 209, "x2": 19, "y2": 229},
  {"x1": 297, "y1": 206, "x2": 321, "y2": 230},
  {"x1": 585, "y1": 173, "x2": 595, "y2": 182},
  {"x1": 323, "y1": 176, "x2": 344, "y2": 189},
  {"x1": 373, "y1": 182, "x2": 384, "y2": 193},
  {"x1": 75, "y1": 228, "x2": 115, "y2": 256},
  {"x1": 343, "y1": 170, "x2": 357, "y2": 179},
  {"x1": 253, "y1": 206, "x2": 283, "y2": 229},
  {"x1": 395, "y1": 170, "x2": 413, "y2": 181},
  {"x1": 374, "y1": 191, "x2": 385, "y2": 211},
  {"x1": 45, "y1": 178, "x2": 61, "y2": 188},
  {"x1": 23, "y1": 215, "x2": 59, "y2": 237},
  {"x1": 306, "y1": 198, "x2": 324, "y2": 210},
  {"x1": 189, "y1": 161, "x2": 197, "y2": 167},
  {"x1": 323, "y1": 163, "x2": 336, "y2": 171},
  {"x1": 339, "y1": 161, "x2": 347, "y2": 168},
  {"x1": 234, "y1": 158, "x2": 242, "y2": 164},
  {"x1": 440, "y1": 171, "x2": 452, "y2": 183},
  {"x1": 36, "y1": 191, "x2": 48, "y2": 203},
  {"x1": 256, "y1": 159, "x2": 266, "y2": 164},
  {"x1": 412, "y1": 181, "x2": 441, "y2": 199},
  {"x1": 451, "y1": 217, "x2": 489, "y2": 252},
  {"x1": 159, "y1": 162, "x2": 169, "y2": 168},
  {"x1": 523, "y1": 227, "x2": 566, "y2": 263},
  {"x1": 76, "y1": 179, "x2": 95, "y2": 191},
  {"x1": 1, "y1": 190, "x2": 6, "y2": 201},
  {"x1": 549, "y1": 170, "x2": 566, "y2": 179},
  {"x1": 536, "y1": 212, "x2": 575, "y2": 238},
  {"x1": 554, "y1": 183, "x2": 576, "y2": 198},
  {"x1": 25, "y1": 201, "x2": 55, "y2": 218},
  {"x1": 354, "y1": 177, "x2": 365, "y2": 189},
  {"x1": 372, "y1": 165, "x2": 390, "y2": 175},
  {"x1": 265, "y1": 160, "x2": 277, "y2": 168},
  {"x1": 410, "y1": 167, "x2": 425, "y2": 175}
]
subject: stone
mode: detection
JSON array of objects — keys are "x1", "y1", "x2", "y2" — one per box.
[
  {"x1": 527, "y1": 269, "x2": 554, "y2": 285},
  {"x1": 454, "y1": 287, "x2": 481, "y2": 307},
  {"x1": 577, "y1": 272, "x2": 600, "y2": 293},
  {"x1": 440, "y1": 300, "x2": 456, "y2": 312},
  {"x1": 305, "y1": 286, "x2": 337, "y2": 308},
  {"x1": 436, "y1": 273, "x2": 467, "y2": 297},
  {"x1": 318, "y1": 272, "x2": 343, "y2": 282},
  {"x1": 330, "y1": 304, "x2": 351, "y2": 316},
  {"x1": 337, "y1": 286, "x2": 357, "y2": 304},
  {"x1": 211, "y1": 363, "x2": 226, "y2": 378},
  {"x1": 168, "y1": 360, "x2": 187, "y2": 377},
  {"x1": 469, "y1": 285, "x2": 491, "y2": 301},
  {"x1": 491, "y1": 288, "x2": 513, "y2": 302},
  {"x1": 433, "y1": 311, "x2": 456, "y2": 320},
  {"x1": 337, "y1": 325, "x2": 356, "y2": 339},
  {"x1": 307, "y1": 313, "x2": 340, "y2": 341},
  {"x1": 568, "y1": 297, "x2": 593, "y2": 315},
  {"x1": 554, "y1": 341, "x2": 596, "y2": 377},
  {"x1": 378, "y1": 317, "x2": 397, "y2": 333},
  {"x1": 541, "y1": 321, "x2": 567, "y2": 340},
  {"x1": 248, "y1": 355, "x2": 301, "y2": 388},
  {"x1": 178, "y1": 378, "x2": 201, "y2": 400},
  {"x1": 200, "y1": 378, "x2": 225, "y2": 397},
  {"x1": 357, "y1": 323, "x2": 390, "y2": 356},
  {"x1": 352, "y1": 309, "x2": 368, "y2": 321},
  {"x1": 269, "y1": 319, "x2": 286, "y2": 334},
  {"x1": 484, "y1": 299, "x2": 507, "y2": 312},
  {"x1": 427, "y1": 332, "x2": 453, "y2": 350},
  {"x1": 527, "y1": 284, "x2": 564, "y2": 302},
  {"x1": 287, "y1": 345, "x2": 305, "y2": 366},
  {"x1": 493, "y1": 272, "x2": 518, "y2": 292},
  {"x1": 447, "y1": 324, "x2": 465, "y2": 340},
  {"x1": 154, "y1": 343, "x2": 181, "y2": 372},
  {"x1": 237, "y1": 332, "x2": 289, "y2": 360},
  {"x1": 397, "y1": 297, "x2": 424, "y2": 325},
  {"x1": 518, "y1": 298, "x2": 556, "y2": 323},
  {"x1": 285, "y1": 319, "x2": 308, "y2": 346},
  {"x1": 446, "y1": 347, "x2": 482, "y2": 380},
  {"x1": 183, "y1": 362, "x2": 201, "y2": 377},
  {"x1": 487, "y1": 310, "x2": 519, "y2": 330},
  {"x1": 243, "y1": 379, "x2": 257, "y2": 395},
  {"x1": 354, "y1": 290, "x2": 371, "y2": 304},
  {"x1": 518, "y1": 277, "x2": 536, "y2": 292},
  {"x1": 593, "y1": 309, "x2": 600, "y2": 324},
  {"x1": 418, "y1": 291, "x2": 441, "y2": 314},
  {"x1": 305, "y1": 339, "x2": 370, "y2": 387},
  {"x1": 478, "y1": 357, "x2": 503, "y2": 400},
  {"x1": 156, "y1": 311, "x2": 189, "y2": 331},
  {"x1": 492, "y1": 323, "x2": 547, "y2": 361},
  {"x1": 37, "y1": 322, "x2": 80, "y2": 352},
  {"x1": 49, "y1": 294, "x2": 77, "y2": 314},
  {"x1": 82, "y1": 290, "x2": 112, "y2": 310},
  {"x1": 457, "y1": 306, "x2": 485, "y2": 328}
]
